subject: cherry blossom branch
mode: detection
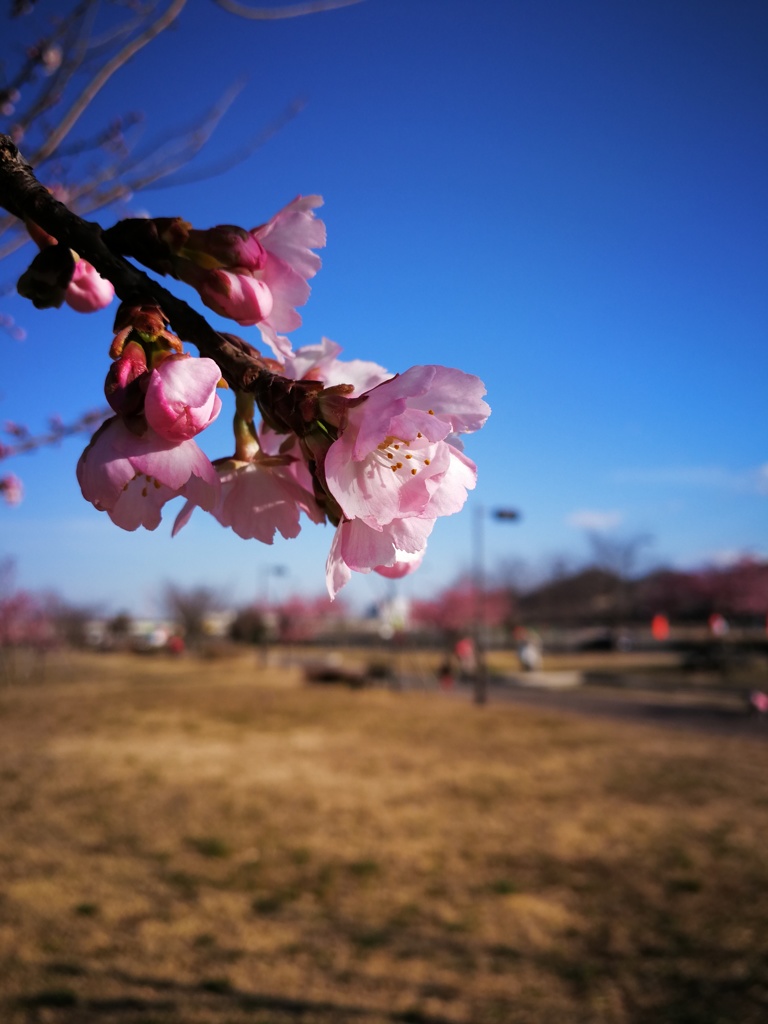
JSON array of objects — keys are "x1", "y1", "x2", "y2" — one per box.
[
  {"x1": 0, "y1": 1, "x2": 333, "y2": 266},
  {"x1": 0, "y1": 134, "x2": 320, "y2": 425}
]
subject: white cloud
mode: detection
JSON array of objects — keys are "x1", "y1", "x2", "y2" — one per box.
[
  {"x1": 613, "y1": 464, "x2": 768, "y2": 494},
  {"x1": 566, "y1": 509, "x2": 623, "y2": 532}
]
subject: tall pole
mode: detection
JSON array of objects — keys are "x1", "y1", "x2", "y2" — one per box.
[
  {"x1": 472, "y1": 506, "x2": 520, "y2": 706},
  {"x1": 473, "y1": 504, "x2": 487, "y2": 705},
  {"x1": 260, "y1": 564, "x2": 286, "y2": 668}
]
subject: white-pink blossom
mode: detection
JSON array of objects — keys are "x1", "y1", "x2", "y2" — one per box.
[
  {"x1": 322, "y1": 365, "x2": 490, "y2": 597},
  {"x1": 283, "y1": 337, "x2": 391, "y2": 396},
  {"x1": 77, "y1": 418, "x2": 219, "y2": 531},
  {"x1": 144, "y1": 355, "x2": 223, "y2": 443},
  {"x1": 178, "y1": 197, "x2": 325, "y2": 359},
  {"x1": 173, "y1": 455, "x2": 323, "y2": 544},
  {"x1": 252, "y1": 195, "x2": 325, "y2": 331},
  {"x1": 325, "y1": 365, "x2": 488, "y2": 530},
  {"x1": 325, "y1": 517, "x2": 433, "y2": 599}
]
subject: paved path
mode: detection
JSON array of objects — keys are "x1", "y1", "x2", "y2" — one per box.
[
  {"x1": 481, "y1": 682, "x2": 768, "y2": 739},
  {"x1": 395, "y1": 674, "x2": 768, "y2": 740}
]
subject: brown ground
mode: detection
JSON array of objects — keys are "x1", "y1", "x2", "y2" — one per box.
[{"x1": 1, "y1": 650, "x2": 768, "y2": 1023}]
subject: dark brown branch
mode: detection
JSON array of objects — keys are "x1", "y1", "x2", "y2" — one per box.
[
  {"x1": 0, "y1": 135, "x2": 259, "y2": 391},
  {"x1": 0, "y1": 134, "x2": 327, "y2": 440}
]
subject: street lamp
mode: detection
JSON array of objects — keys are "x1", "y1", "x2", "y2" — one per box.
[
  {"x1": 260, "y1": 564, "x2": 287, "y2": 666},
  {"x1": 473, "y1": 505, "x2": 521, "y2": 705}
]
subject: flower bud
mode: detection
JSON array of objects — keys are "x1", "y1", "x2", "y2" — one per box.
[
  {"x1": 65, "y1": 258, "x2": 114, "y2": 313},
  {"x1": 196, "y1": 268, "x2": 274, "y2": 326},
  {"x1": 104, "y1": 341, "x2": 148, "y2": 416},
  {"x1": 181, "y1": 225, "x2": 267, "y2": 272},
  {"x1": 144, "y1": 355, "x2": 223, "y2": 442}
]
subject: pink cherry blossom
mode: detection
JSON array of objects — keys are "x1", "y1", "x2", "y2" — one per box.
[
  {"x1": 144, "y1": 355, "x2": 223, "y2": 443},
  {"x1": 374, "y1": 547, "x2": 425, "y2": 580},
  {"x1": 65, "y1": 258, "x2": 115, "y2": 313},
  {"x1": 325, "y1": 365, "x2": 489, "y2": 530},
  {"x1": 321, "y1": 365, "x2": 489, "y2": 597},
  {"x1": 173, "y1": 454, "x2": 324, "y2": 544},
  {"x1": 77, "y1": 417, "x2": 219, "y2": 531},
  {"x1": 326, "y1": 517, "x2": 433, "y2": 599},
  {"x1": 252, "y1": 195, "x2": 325, "y2": 315},
  {"x1": 283, "y1": 337, "x2": 391, "y2": 396},
  {"x1": 174, "y1": 197, "x2": 324, "y2": 359}
]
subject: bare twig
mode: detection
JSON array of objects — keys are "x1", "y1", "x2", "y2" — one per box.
[
  {"x1": 28, "y1": 0, "x2": 188, "y2": 166},
  {"x1": 143, "y1": 95, "x2": 305, "y2": 190},
  {"x1": 213, "y1": 0, "x2": 363, "y2": 20},
  {"x1": 0, "y1": 408, "x2": 108, "y2": 461}
]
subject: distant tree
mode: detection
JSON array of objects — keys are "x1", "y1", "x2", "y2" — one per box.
[
  {"x1": 107, "y1": 610, "x2": 133, "y2": 648},
  {"x1": 585, "y1": 531, "x2": 654, "y2": 623},
  {"x1": 698, "y1": 559, "x2": 768, "y2": 623},
  {"x1": 517, "y1": 566, "x2": 623, "y2": 627},
  {"x1": 635, "y1": 559, "x2": 768, "y2": 626},
  {"x1": 587, "y1": 532, "x2": 653, "y2": 579},
  {"x1": 231, "y1": 593, "x2": 347, "y2": 645},
  {"x1": 162, "y1": 583, "x2": 221, "y2": 648},
  {"x1": 273, "y1": 593, "x2": 348, "y2": 642},
  {"x1": 230, "y1": 604, "x2": 267, "y2": 645},
  {"x1": 43, "y1": 593, "x2": 95, "y2": 646},
  {"x1": 635, "y1": 567, "x2": 707, "y2": 622},
  {"x1": 412, "y1": 580, "x2": 514, "y2": 637},
  {"x1": 0, "y1": 560, "x2": 57, "y2": 681}
]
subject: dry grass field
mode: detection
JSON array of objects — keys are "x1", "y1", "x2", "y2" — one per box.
[{"x1": 1, "y1": 650, "x2": 767, "y2": 1024}]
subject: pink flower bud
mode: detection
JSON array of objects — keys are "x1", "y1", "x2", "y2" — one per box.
[
  {"x1": 144, "y1": 355, "x2": 223, "y2": 442},
  {"x1": 183, "y1": 225, "x2": 267, "y2": 271},
  {"x1": 104, "y1": 341, "x2": 148, "y2": 415},
  {"x1": 1, "y1": 474, "x2": 23, "y2": 506},
  {"x1": 65, "y1": 259, "x2": 115, "y2": 313},
  {"x1": 197, "y1": 268, "x2": 274, "y2": 326}
]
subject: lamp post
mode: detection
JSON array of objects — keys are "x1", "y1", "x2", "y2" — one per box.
[
  {"x1": 473, "y1": 506, "x2": 520, "y2": 705},
  {"x1": 260, "y1": 564, "x2": 286, "y2": 666}
]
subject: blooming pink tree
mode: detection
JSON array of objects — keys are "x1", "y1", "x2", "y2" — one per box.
[
  {"x1": 412, "y1": 580, "x2": 514, "y2": 636},
  {"x1": 0, "y1": 131, "x2": 489, "y2": 596},
  {"x1": 0, "y1": 559, "x2": 57, "y2": 683}
]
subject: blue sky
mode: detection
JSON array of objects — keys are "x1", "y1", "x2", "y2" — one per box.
[{"x1": 1, "y1": 0, "x2": 766, "y2": 614}]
